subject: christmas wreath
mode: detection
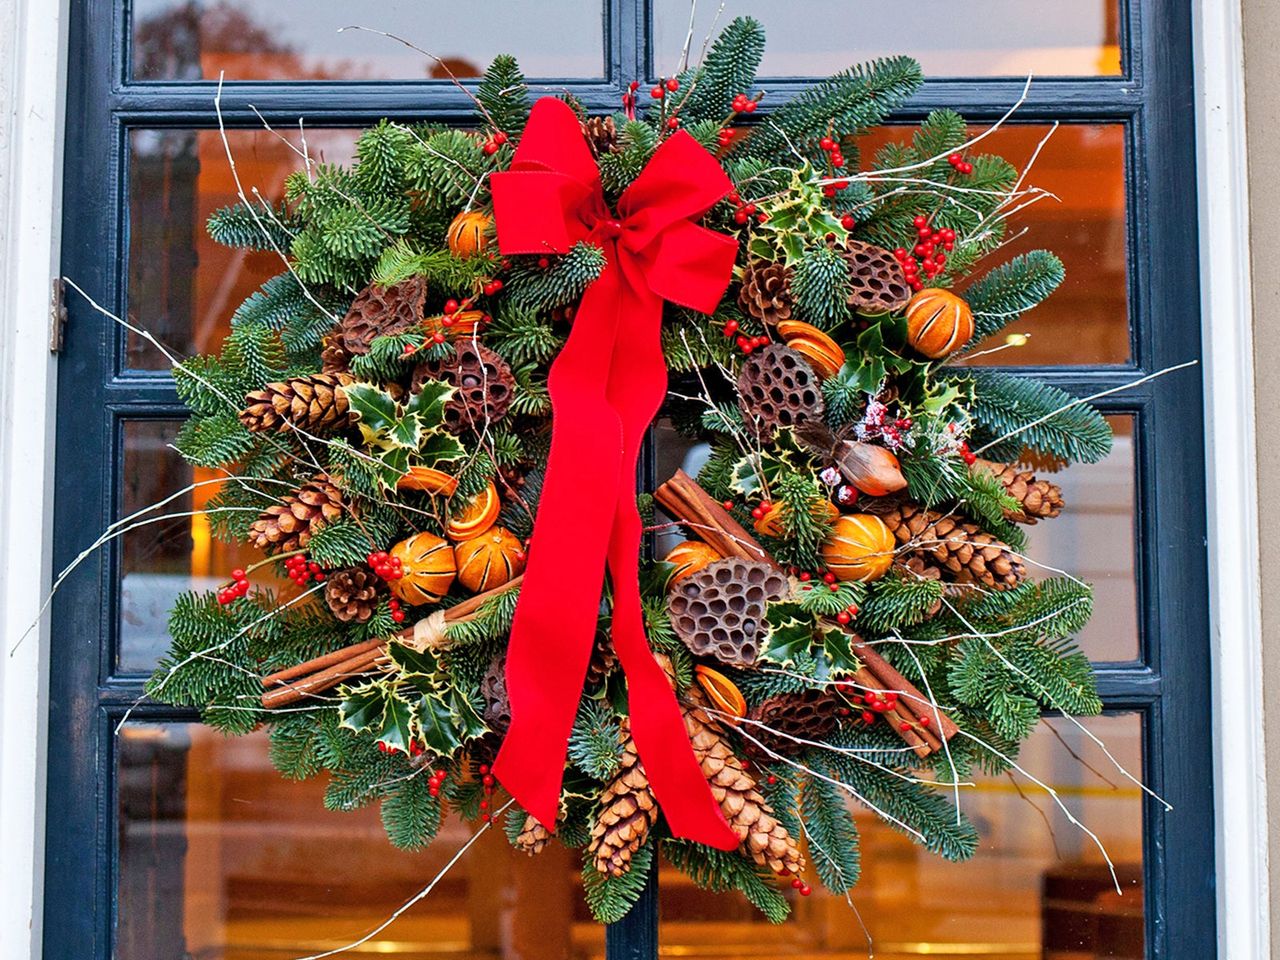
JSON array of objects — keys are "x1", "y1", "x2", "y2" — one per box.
[{"x1": 152, "y1": 18, "x2": 1111, "y2": 925}]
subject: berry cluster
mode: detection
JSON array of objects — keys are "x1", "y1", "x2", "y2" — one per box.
[
  {"x1": 939, "y1": 421, "x2": 977, "y2": 464},
  {"x1": 388, "y1": 596, "x2": 406, "y2": 625},
  {"x1": 216, "y1": 567, "x2": 250, "y2": 605},
  {"x1": 285, "y1": 554, "x2": 325, "y2": 586},
  {"x1": 650, "y1": 76, "x2": 680, "y2": 98},
  {"x1": 720, "y1": 317, "x2": 771, "y2": 355},
  {"x1": 366, "y1": 550, "x2": 404, "y2": 582},
  {"x1": 947, "y1": 151, "x2": 974, "y2": 175},
  {"x1": 855, "y1": 398, "x2": 912, "y2": 451},
  {"x1": 726, "y1": 190, "x2": 766, "y2": 226},
  {"x1": 749, "y1": 499, "x2": 774, "y2": 521},
  {"x1": 481, "y1": 130, "x2": 509, "y2": 156},
  {"x1": 427, "y1": 766, "x2": 449, "y2": 798},
  {"x1": 958, "y1": 441, "x2": 977, "y2": 466},
  {"x1": 377, "y1": 738, "x2": 427, "y2": 756},
  {"x1": 817, "y1": 134, "x2": 847, "y2": 171},
  {"x1": 730, "y1": 92, "x2": 759, "y2": 114},
  {"x1": 794, "y1": 568, "x2": 854, "y2": 599},
  {"x1": 893, "y1": 215, "x2": 957, "y2": 290},
  {"x1": 476, "y1": 762, "x2": 498, "y2": 824}
]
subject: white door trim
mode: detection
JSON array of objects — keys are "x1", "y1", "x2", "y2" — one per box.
[
  {"x1": 1193, "y1": 0, "x2": 1271, "y2": 957},
  {"x1": 0, "y1": 0, "x2": 68, "y2": 958}
]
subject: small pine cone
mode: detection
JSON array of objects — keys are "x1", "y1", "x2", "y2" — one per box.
[
  {"x1": 589, "y1": 720, "x2": 659, "y2": 877},
  {"x1": 743, "y1": 688, "x2": 840, "y2": 759},
  {"x1": 737, "y1": 343, "x2": 825, "y2": 440},
  {"x1": 581, "y1": 115, "x2": 619, "y2": 157},
  {"x1": 738, "y1": 260, "x2": 794, "y2": 325},
  {"x1": 324, "y1": 566, "x2": 382, "y2": 623},
  {"x1": 240, "y1": 372, "x2": 355, "y2": 434},
  {"x1": 667, "y1": 558, "x2": 790, "y2": 668},
  {"x1": 972, "y1": 458, "x2": 1064, "y2": 524},
  {"x1": 515, "y1": 814, "x2": 554, "y2": 855},
  {"x1": 320, "y1": 329, "x2": 352, "y2": 374},
  {"x1": 585, "y1": 629, "x2": 618, "y2": 685},
  {"x1": 682, "y1": 700, "x2": 805, "y2": 877},
  {"x1": 248, "y1": 474, "x2": 346, "y2": 554},
  {"x1": 843, "y1": 240, "x2": 911, "y2": 315},
  {"x1": 480, "y1": 657, "x2": 511, "y2": 734},
  {"x1": 411, "y1": 341, "x2": 515, "y2": 434},
  {"x1": 340, "y1": 276, "x2": 428, "y2": 355},
  {"x1": 874, "y1": 501, "x2": 1025, "y2": 590}
]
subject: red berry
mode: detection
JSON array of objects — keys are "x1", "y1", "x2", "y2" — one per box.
[
  {"x1": 479, "y1": 799, "x2": 490, "y2": 811},
  {"x1": 799, "y1": 571, "x2": 811, "y2": 582},
  {"x1": 734, "y1": 210, "x2": 749, "y2": 224},
  {"x1": 893, "y1": 247, "x2": 907, "y2": 260},
  {"x1": 433, "y1": 331, "x2": 446, "y2": 344},
  {"x1": 722, "y1": 319, "x2": 739, "y2": 336},
  {"x1": 727, "y1": 190, "x2": 741, "y2": 204},
  {"x1": 482, "y1": 141, "x2": 499, "y2": 155},
  {"x1": 666, "y1": 117, "x2": 679, "y2": 129},
  {"x1": 822, "y1": 185, "x2": 836, "y2": 198},
  {"x1": 391, "y1": 610, "x2": 405, "y2": 623},
  {"x1": 650, "y1": 85, "x2": 664, "y2": 99},
  {"x1": 942, "y1": 228, "x2": 956, "y2": 241},
  {"x1": 791, "y1": 877, "x2": 804, "y2": 889},
  {"x1": 493, "y1": 131, "x2": 509, "y2": 145},
  {"x1": 743, "y1": 202, "x2": 757, "y2": 215},
  {"x1": 840, "y1": 213, "x2": 856, "y2": 230},
  {"x1": 799, "y1": 885, "x2": 812, "y2": 897},
  {"x1": 836, "y1": 611, "x2": 851, "y2": 625},
  {"x1": 767, "y1": 774, "x2": 778, "y2": 785},
  {"x1": 484, "y1": 279, "x2": 503, "y2": 295},
  {"x1": 919, "y1": 715, "x2": 932, "y2": 726},
  {"x1": 861, "y1": 711, "x2": 875, "y2": 724},
  {"x1": 959, "y1": 161, "x2": 973, "y2": 174},
  {"x1": 231, "y1": 568, "x2": 246, "y2": 580},
  {"x1": 736, "y1": 335, "x2": 750, "y2": 350},
  {"x1": 666, "y1": 77, "x2": 680, "y2": 91},
  {"x1": 722, "y1": 500, "x2": 734, "y2": 510},
  {"x1": 819, "y1": 136, "x2": 835, "y2": 151},
  {"x1": 756, "y1": 212, "x2": 768, "y2": 223},
  {"x1": 831, "y1": 154, "x2": 845, "y2": 169},
  {"x1": 949, "y1": 153, "x2": 962, "y2": 165},
  {"x1": 744, "y1": 100, "x2": 757, "y2": 113},
  {"x1": 912, "y1": 215, "x2": 928, "y2": 228},
  {"x1": 482, "y1": 774, "x2": 496, "y2": 787},
  {"x1": 822, "y1": 571, "x2": 837, "y2": 584},
  {"x1": 443, "y1": 299, "x2": 459, "y2": 315}
]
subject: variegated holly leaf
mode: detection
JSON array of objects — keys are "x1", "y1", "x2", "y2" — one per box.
[
  {"x1": 760, "y1": 603, "x2": 816, "y2": 666},
  {"x1": 338, "y1": 681, "x2": 389, "y2": 733},
  {"x1": 405, "y1": 379, "x2": 454, "y2": 426},
  {"x1": 415, "y1": 692, "x2": 464, "y2": 756},
  {"x1": 446, "y1": 687, "x2": 489, "y2": 741},
  {"x1": 377, "y1": 692, "x2": 416, "y2": 754}
]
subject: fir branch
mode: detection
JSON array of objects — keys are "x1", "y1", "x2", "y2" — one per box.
[
  {"x1": 663, "y1": 840, "x2": 791, "y2": 923},
  {"x1": 582, "y1": 842, "x2": 654, "y2": 924},
  {"x1": 568, "y1": 699, "x2": 623, "y2": 780},
  {"x1": 674, "y1": 17, "x2": 766, "y2": 123},
  {"x1": 962, "y1": 251, "x2": 1065, "y2": 346}
]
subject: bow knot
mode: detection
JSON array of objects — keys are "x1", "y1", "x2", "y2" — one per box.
[{"x1": 488, "y1": 97, "x2": 740, "y2": 851}]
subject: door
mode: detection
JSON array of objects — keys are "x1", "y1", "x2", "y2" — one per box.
[{"x1": 46, "y1": 1, "x2": 1213, "y2": 958}]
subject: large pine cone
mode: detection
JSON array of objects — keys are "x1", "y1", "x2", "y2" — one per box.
[
  {"x1": 515, "y1": 814, "x2": 554, "y2": 855},
  {"x1": 240, "y1": 372, "x2": 355, "y2": 434},
  {"x1": 480, "y1": 657, "x2": 511, "y2": 733},
  {"x1": 744, "y1": 687, "x2": 840, "y2": 759},
  {"x1": 843, "y1": 240, "x2": 911, "y2": 315},
  {"x1": 248, "y1": 474, "x2": 346, "y2": 553},
  {"x1": 683, "y1": 699, "x2": 805, "y2": 877},
  {"x1": 737, "y1": 343, "x2": 825, "y2": 439},
  {"x1": 972, "y1": 458, "x2": 1064, "y2": 524},
  {"x1": 581, "y1": 115, "x2": 619, "y2": 157},
  {"x1": 668, "y1": 558, "x2": 789, "y2": 668},
  {"x1": 738, "y1": 260, "x2": 794, "y2": 325},
  {"x1": 874, "y1": 501, "x2": 1025, "y2": 589},
  {"x1": 589, "y1": 719, "x2": 659, "y2": 877},
  {"x1": 412, "y1": 341, "x2": 515, "y2": 434},
  {"x1": 339, "y1": 276, "x2": 428, "y2": 355},
  {"x1": 324, "y1": 566, "x2": 381, "y2": 623}
]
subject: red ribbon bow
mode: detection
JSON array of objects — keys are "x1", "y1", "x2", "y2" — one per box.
[{"x1": 490, "y1": 97, "x2": 740, "y2": 850}]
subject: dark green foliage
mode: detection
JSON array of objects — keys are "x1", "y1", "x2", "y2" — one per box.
[
  {"x1": 324, "y1": 749, "x2": 408, "y2": 812},
  {"x1": 663, "y1": 841, "x2": 791, "y2": 922},
  {"x1": 347, "y1": 332, "x2": 421, "y2": 382},
  {"x1": 207, "y1": 200, "x2": 300, "y2": 251},
  {"x1": 857, "y1": 575, "x2": 945, "y2": 634},
  {"x1": 568, "y1": 699, "x2": 622, "y2": 780},
  {"x1": 599, "y1": 120, "x2": 659, "y2": 195},
  {"x1": 370, "y1": 242, "x2": 494, "y2": 290},
  {"x1": 267, "y1": 712, "x2": 324, "y2": 780},
  {"x1": 506, "y1": 242, "x2": 607, "y2": 312},
  {"x1": 582, "y1": 842, "x2": 654, "y2": 924},
  {"x1": 747, "y1": 56, "x2": 924, "y2": 164},
  {"x1": 790, "y1": 243, "x2": 850, "y2": 330},
  {"x1": 662, "y1": 307, "x2": 741, "y2": 373},
  {"x1": 759, "y1": 472, "x2": 836, "y2": 568},
  {"x1": 951, "y1": 369, "x2": 1113, "y2": 464},
  {"x1": 799, "y1": 773, "x2": 861, "y2": 893},
  {"x1": 476, "y1": 55, "x2": 531, "y2": 138},
  {"x1": 381, "y1": 773, "x2": 444, "y2": 849},
  {"x1": 487, "y1": 308, "x2": 564, "y2": 366},
  {"x1": 402, "y1": 129, "x2": 495, "y2": 213},
  {"x1": 963, "y1": 251, "x2": 1065, "y2": 346},
  {"x1": 673, "y1": 17, "x2": 767, "y2": 123},
  {"x1": 173, "y1": 411, "x2": 256, "y2": 468}
]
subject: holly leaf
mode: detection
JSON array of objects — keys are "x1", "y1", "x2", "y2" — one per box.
[
  {"x1": 415, "y1": 692, "x2": 464, "y2": 755},
  {"x1": 388, "y1": 413, "x2": 424, "y2": 449},
  {"x1": 760, "y1": 605, "x2": 816, "y2": 665},
  {"x1": 404, "y1": 380, "x2": 454, "y2": 427},
  {"x1": 419, "y1": 430, "x2": 467, "y2": 464},
  {"x1": 377, "y1": 692, "x2": 416, "y2": 754},
  {"x1": 819, "y1": 623, "x2": 860, "y2": 673},
  {"x1": 446, "y1": 687, "x2": 489, "y2": 741},
  {"x1": 344, "y1": 384, "x2": 401, "y2": 448},
  {"x1": 387, "y1": 642, "x2": 437, "y2": 678},
  {"x1": 339, "y1": 683, "x2": 388, "y2": 734}
]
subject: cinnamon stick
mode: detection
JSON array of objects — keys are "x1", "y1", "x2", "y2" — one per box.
[
  {"x1": 261, "y1": 649, "x2": 389, "y2": 710},
  {"x1": 262, "y1": 637, "x2": 385, "y2": 689},
  {"x1": 852, "y1": 639, "x2": 959, "y2": 742},
  {"x1": 654, "y1": 469, "x2": 779, "y2": 569}
]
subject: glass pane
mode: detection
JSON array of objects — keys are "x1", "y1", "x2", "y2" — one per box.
[
  {"x1": 653, "y1": 0, "x2": 1121, "y2": 78},
  {"x1": 659, "y1": 713, "x2": 1145, "y2": 959},
  {"x1": 117, "y1": 723, "x2": 603, "y2": 959},
  {"x1": 118, "y1": 420, "x2": 260, "y2": 673},
  {"x1": 126, "y1": 127, "x2": 359, "y2": 369},
  {"x1": 132, "y1": 1, "x2": 604, "y2": 81},
  {"x1": 861, "y1": 123, "x2": 1130, "y2": 366},
  {"x1": 652, "y1": 415, "x2": 1139, "y2": 662}
]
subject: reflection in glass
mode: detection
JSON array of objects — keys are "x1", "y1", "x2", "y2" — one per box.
[
  {"x1": 653, "y1": 0, "x2": 1122, "y2": 78},
  {"x1": 659, "y1": 714, "x2": 1144, "y2": 959},
  {"x1": 126, "y1": 128, "x2": 358, "y2": 369},
  {"x1": 117, "y1": 724, "x2": 603, "y2": 959},
  {"x1": 131, "y1": 0, "x2": 604, "y2": 81},
  {"x1": 860, "y1": 124, "x2": 1130, "y2": 367}
]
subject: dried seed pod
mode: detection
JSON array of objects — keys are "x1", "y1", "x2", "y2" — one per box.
[
  {"x1": 412, "y1": 341, "x2": 515, "y2": 434},
  {"x1": 667, "y1": 558, "x2": 790, "y2": 668},
  {"x1": 480, "y1": 657, "x2": 511, "y2": 733},
  {"x1": 737, "y1": 343, "x2": 824, "y2": 439},
  {"x1": 745, "y1": 687, "x2": 841, "y2": 758},
  {"x1": 843, "y1": 239, "x2": 911, "y2": 315},
  {"x1": 340, "y1": 277, "x2": 428, "y2": 355}
]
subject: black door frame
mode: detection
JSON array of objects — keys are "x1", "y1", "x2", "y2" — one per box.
[{"x1": 46, "y1": 1, "x2": 1213, "y2": 957}]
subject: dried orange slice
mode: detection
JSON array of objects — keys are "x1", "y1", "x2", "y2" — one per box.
[
  {"x1": 395, "y1": 466, "x2": 459, "y2": 496},
  {"x1": 446, "y1": 481, "x2": 501, "y2": 541},
  {"x1": 694, "y1": 664, "x2": 747, "y2": 722},
  {"x1": 776, "y1": 319, "x2": 846, "y2": 380},
  {"x1": 664, "y1": 540, "x2": 722, "y2": 583}
]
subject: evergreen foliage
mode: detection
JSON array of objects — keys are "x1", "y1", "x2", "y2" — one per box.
[
  {"x1": 790, "y1": 243, "x2": 851, "y2": 330},
  {"x1": 799, "y1": 773, "x2": 861, "y2": 892},
  {"x1": 674, "y1": 17, "x2": 767, "y2": 123},
  {"x1": 582, "y1": 842, "x2": 654, "y2": 924},
  {"x1": 476, "y1": 55, "x2": 531, "y2": 137},
  {"x1": 963, "y1": 251, "x2": 1065, "y2": 346}
]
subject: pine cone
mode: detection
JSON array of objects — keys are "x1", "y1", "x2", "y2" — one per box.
[
  {"x1": 340, "y1": 277, "x2": 428, "y2": 355},
  {"x1": 248, "y1": 474, "x2": 346, "y2": 553},
  {"x1": 515, "y1": 814, "x2": 554, "y2": 855},
  {"x1": 412, "y1": 341, "x2": 515, "y2": 434},
  {"x1": 585, "y1": 628, "x2": 618, "y2": 685},
  {"x1": 744, "y1": 688, "x2": 840, "y2": 759},
  {"x1": 589, "y1": 719, "x2": 659, "y2": 877},
  {"x1": 581, "y1": 115, "x2": 619, "y2": 157},
  {"x1": 320, "y1": 329, "x2": 352, "y2": 374},
  {"x1": 324, "y1": 566, "x2": 382, "y2": 623},
  {"x1": 737, "y1": 343, "x2": 825, "y2": 440},
  {"x1": 874, "y1": 501, "x2": 1025, "y2": 589},
  {"x1": 667, "y1": 558, "x2": 790, "y2": 668},
  {"x1": 682, "y1": 699, "x2": 805, "y2": 877},
  {"x1": 972, "y1": 459, "x2": 1064, "y2": 524},
  {"x1": 843, "y1": 240, "x2": 911, "y2": 315},
  {"x1": 480, "y1": 657, "x2": 511, "y2": 733},
  {"x1": 240, "y1": 372, "x2": 355, "y2": 434},
  {"x1": 738, "y1": 260, "x2": 794, "y2": 325}
]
